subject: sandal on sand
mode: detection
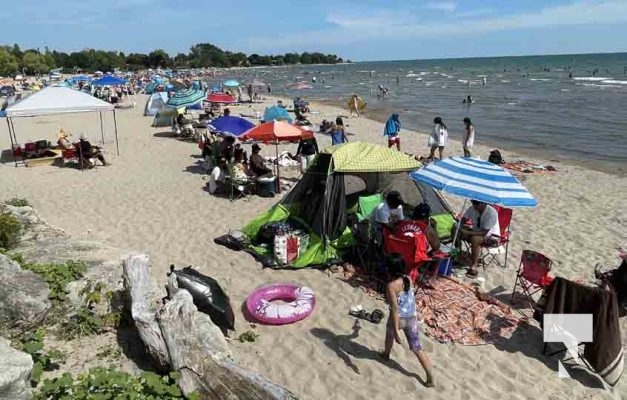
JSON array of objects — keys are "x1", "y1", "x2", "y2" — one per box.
[
  {"x1": 349, "y1": 309, "x2": 369, "y2": 320},
  {"x1": 369, "y1": 309, "x2": 384, "y2": 324}
]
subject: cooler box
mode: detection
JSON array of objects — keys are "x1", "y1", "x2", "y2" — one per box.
[
  {"x1": 437, "y1": 258, "x2": 453, "y2": 276},
  {"x1": 257, "y1": 176, "x2": 276, "y2": 197}
]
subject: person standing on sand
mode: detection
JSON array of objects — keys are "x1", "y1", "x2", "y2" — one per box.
[
  {"x1": 379, "y1": 254, "x2": 434, "y2": 388},
  {"x1": 349, "y1": 94, "x2": 361, "y2": 117},
  {"x1": 330, "y1": 117, "x2": 348, "y2": 145},
  {"x1": 429, "y1": 117, "x2": 448, "y2": 160},
  {"x1": 383, "y1": 113, "x2": 401, "y2": 151},
  {"x1": 462, "y1": 117, "x2": 475, "y2": 157}
]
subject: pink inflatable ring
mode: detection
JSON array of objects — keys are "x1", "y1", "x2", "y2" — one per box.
[{"x1": 246, "y1": 283, "x2": 315, "y2": 325}]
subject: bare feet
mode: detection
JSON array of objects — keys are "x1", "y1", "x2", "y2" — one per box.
[{"x1": 378, "y1": 351, "x2": 390, "y2": 361}]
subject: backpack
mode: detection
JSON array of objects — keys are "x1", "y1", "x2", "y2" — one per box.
[{"x1": 488, "y1": 149, "x2": 504, "y2": 165}]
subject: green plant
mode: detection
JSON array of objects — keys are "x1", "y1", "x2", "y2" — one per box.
[
  {"x1": 59, "y1": 281, "x2": 120, "y2": 340},
  {"x1": 0, "y1": 212, "x2": 21, "y2": 250},
  {"x1": 22, "y1": 260, "x2": 87, "y2": 301},
  {"x1": 5, "y1": 197, "x2": 31, "y2": 207},
  {"x1": 35, "y1": 367, "x2": 195, "y2": 400},
  {"x1": 20, "y1": 328, "x2": 65, "y2": 384},
  {"x1": 96, "y1": 344, "x2": 122, "y2": 361},
  {"x1": 238, "y1": 330, "x2": 260, "y2": 343}
]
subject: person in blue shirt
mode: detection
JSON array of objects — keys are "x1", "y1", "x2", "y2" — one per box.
[
  {"x1": 329, "y1": 117, "x2": 348, "y2": 145},
  {"x1": 383, "y1": 113, "x2": 401, "y2": 151}
]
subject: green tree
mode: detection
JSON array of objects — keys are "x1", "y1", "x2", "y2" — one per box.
[
  {"x1": 283, "y1": 53, "x2": 300, "y2": 64},
  {"x1": 300, "y1": 52, "x2": 312, "y2": 64},
  {"x1": 147, "y1": 49, "x2": 171, "y2": 68},
  {"x1": 22, "y1": 50, "x2": 51, "y2": 74},
  {"x1": 0, "y1": 47, "x2": 19, "y2": 76}
]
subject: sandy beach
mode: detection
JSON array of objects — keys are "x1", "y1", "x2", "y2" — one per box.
[{"x1": 1, "y1": 93, "x2": 626, "y2": 399}]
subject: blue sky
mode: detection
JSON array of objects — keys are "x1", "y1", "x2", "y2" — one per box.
[{"x1": 1, "y1": 0, "x2": 626, "y2": 61}]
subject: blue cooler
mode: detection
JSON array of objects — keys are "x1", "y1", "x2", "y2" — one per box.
[
  {"x1": 437, "y1": 258, "x2": 453, "y2": 276},
  {"x1": 257, "y1": 176, "x2": 276, "y2": 197}
]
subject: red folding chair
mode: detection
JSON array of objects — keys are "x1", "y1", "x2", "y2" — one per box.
[
  {"x1": 480, "y1": 205, "x2": 513, "y2": 269},
  {"x1": 384, "y1": 230, "x2": 445, "y2": 285},
  {"x1": 511, "y1": 250, "x2": 554, "y2": 308}
]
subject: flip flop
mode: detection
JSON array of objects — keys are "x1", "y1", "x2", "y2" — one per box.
[
  {"x1": 369, "y1": 309, "x2": 384, "y2": 324},
  {"x1": 349, "y1": 309, "x2": 369, "y2": 319}
]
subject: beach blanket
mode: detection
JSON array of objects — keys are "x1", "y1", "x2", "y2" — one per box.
[
  {"x1": 416, "y1": 277, "x2": 524, "y2": 345},
  {"x1": 534, "y1": 277, "x2": 624, "y2": 386},
  {"x1": 502, "y1": 160, "x2": 557, "y2": 175}
]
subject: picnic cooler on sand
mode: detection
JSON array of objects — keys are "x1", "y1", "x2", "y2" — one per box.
[{"x1": 273, "y1": 230, "x2": 310, "y2": 265}]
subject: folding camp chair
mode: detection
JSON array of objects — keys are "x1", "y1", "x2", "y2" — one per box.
[
  {"x1": 384, "y1": 230, "x2": 445, "y2": 286},
  {"x1": 480, "y1": 205, "x2": 513, "y2": 269},
  {"x1": 510, "y1": 250, "x2": 554, "y2": 309}
]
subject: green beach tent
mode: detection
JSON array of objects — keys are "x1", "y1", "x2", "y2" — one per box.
[{"x1": 235, "y1": 142, "x2": 455, "y2": 268}]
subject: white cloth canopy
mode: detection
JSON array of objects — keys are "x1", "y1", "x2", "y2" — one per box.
[{"x1": 5, "y1": 86, "x2": 114, "y2": 117}]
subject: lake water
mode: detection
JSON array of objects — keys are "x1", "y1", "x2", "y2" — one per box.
[{"x1": 231, "y1": 53, "x2": 627, "y2": 174}]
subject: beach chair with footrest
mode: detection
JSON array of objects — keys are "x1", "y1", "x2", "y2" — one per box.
[{"x1": 510, "y1": 250, "x2": 554, "y2": 309}]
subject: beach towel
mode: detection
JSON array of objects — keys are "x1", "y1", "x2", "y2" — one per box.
[
  {"x1": 416, "y1": 277, "x2": 523, "y2": 345},
  {"x1": 383, "y1": 113, "x2": 401, "y2": 137},
  {"x1": 534, "y1": 277, "x2": 624, "y2": 386}
]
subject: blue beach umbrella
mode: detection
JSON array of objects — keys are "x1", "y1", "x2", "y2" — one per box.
[
  {"x1": 92, "y1": 76, "x2": 127, "y2": 86},
  {"x1": 223, "y1": 79, "x2": 240, "y2": 87},
  {"x1": 263, "y1": 105, "x2": 292, "y2": 123},
  {"x1": 166, "y1": 88, "x2": 205, "y2": 108},
  {"x1": 208, "y1": 116, "x2": 255, "y2": 137},
  {"x1": 409, "y1": 157, "x2": 537, "y2": 208}
]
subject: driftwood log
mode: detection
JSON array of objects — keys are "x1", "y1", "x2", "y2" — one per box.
[{"x1": 122, "y1": 254, "x2": 298, "y2": 400}]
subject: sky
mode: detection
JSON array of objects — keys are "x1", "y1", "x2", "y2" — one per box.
[{"x1": 1, "y1": 0, "x2": 626, "y2": 61}]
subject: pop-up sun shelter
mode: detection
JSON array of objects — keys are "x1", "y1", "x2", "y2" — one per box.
[
  {"x1": 234, "y1": 142, "x2": 454, "y2": 268},
  {"x1": 4, "y1": 86, "x2": 120, "y2": 162}
]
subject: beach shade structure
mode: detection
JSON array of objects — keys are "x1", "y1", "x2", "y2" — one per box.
[
  {"x1": 289, "y1": 82, "x2": 313, "y2": 90},
  {"x1": 207, "y1": 116, "x2": 254, "y2": 137},
  {"x1": 144, "y1": 92, "x2": 168, "y2": 116},
  {"x1": 92, "y1": 75, "x2": 127, "y2": 86},
  {"x1": 223, "y1": 80, "x2": 240, "y2": 87},
  {"x1": 410, "y1": 156, "x2": 538, "y2": 269},
  {"x1": 169, "y1": 78, "x2": 188, "y2": 90},
  {"x1": 263, "y1": 105, "x2": 292, "y2": 123},
  {"x1": 223, "y1": 141, "x2": 453, "y2": 269},
  {"x1": 4, "y1": 86, "x2": 121, "y2": 163},
  {"x1": 206, "y1": 92, "x2": 237, "y2": 104},
  {"x1": 240, "y1": 121, "x2": 313, "y2": 194},
  {"x1": 409, "y1": 157, "x2": 538, "y2": 208},
  {"x1": 166, "y1": 88, "x2": 205, "y2": 108},
  {"x1": 71, "y1": 75, "x2": 92, "y2": 82}
]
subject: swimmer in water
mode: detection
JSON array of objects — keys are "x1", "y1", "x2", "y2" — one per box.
[{"x1": 462, "y1": 95, "x2": 474, "y2": 104}]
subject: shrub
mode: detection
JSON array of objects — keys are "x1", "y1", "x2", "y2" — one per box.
[
  {"x1": 20, "y1": 328, "x2": 65, "y2": 385},
  {"x1": 34, "y1": 368, "x2": 195, "y2": 400},
  {"x1": 21, "y1": 260, "x2": 87, "y2": 301},
  {"x1": 5, "y1": 197, "x2": 31, "y2": 207},
  {"x1": 0, "y1": 212, "x2": 21, "y2": 250}
]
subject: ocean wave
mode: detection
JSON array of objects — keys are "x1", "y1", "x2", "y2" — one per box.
[
  {"x1": 575, "y1": 83, "x2": 623, "y2": 89},
  {"x1": 560, "y1": 89, "x2": 571, "y2": 92},
  {"x1": 529, "y1": 78, "x2": 552, "y2": 81},
  {"x1": 406, "y1": 73, "x2": 418, "y2": 77},
  {"x1": 500, "y1": 80, "x2": 510, "y2": 83},
  {"x1": 602, "y1": 80, "x2": 627, "y2": 85},
  {"x1": 572, "y1": 77, "x2": 610, "y2": 81}
]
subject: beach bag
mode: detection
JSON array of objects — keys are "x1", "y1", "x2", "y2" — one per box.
[
  {"x1": 488, "y1": 149, "x2": 504, "y2": 165},
  {"x1": 274, "y1": 234, "x2": 299, "y2": 264}
]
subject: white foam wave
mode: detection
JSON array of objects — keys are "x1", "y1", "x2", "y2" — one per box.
[
  {"x1": 602, "y1": 80, "x2": 627, "y2": 85},
  {"x1": 529, "y1": 78, "x2": 552, "y2": 81},
  {"x1": 572, "y1": 77, "x2": 610, "y2": 81},
  {"x1": 575, "y1": 83, "x2": 622, "y2": 89},
  {"x1": 406, "y1": 73, "x2": 418, "y2": 77},
  {"x1": 500, "y1": 80, "x2": 510, "y2": 83},
  {"x1": 560, "y1": 89, "x2": 571, "y2": 92},
  {"x1": 415, "y1": 78, "x2": 423, "y2": 81}
]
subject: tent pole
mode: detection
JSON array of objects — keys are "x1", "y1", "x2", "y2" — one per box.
[
  {"x1": 6, "y1": 117, "x2": 14, "y2": 149},
  {"x1": 99, "y1": 111, "x2": 105, "y2": 146},
  {"x1": 112, "y1": 110, "x2": 120, "y2": 155},
  {"x1": 275, "y1": 140, "x2": 280, "y2": 194},
  {"x1": 447, "y1": 198, "x2": 468, "y2": 269},
  {"x1": 7, "y1": 117, "x2": 17, "y2": 167}
]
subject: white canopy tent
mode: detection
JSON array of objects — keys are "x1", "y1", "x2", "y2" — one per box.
[{"x1": 5, "y1": 86, "x2": 120, "y2": 159}]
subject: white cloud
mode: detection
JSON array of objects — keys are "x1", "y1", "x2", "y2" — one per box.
[
  {"x1": 424, "y1": 1, "x2": 457, "y2": 12},
  {"x1": 239, "y1": 1, "x2": 627, "y2": 54}
]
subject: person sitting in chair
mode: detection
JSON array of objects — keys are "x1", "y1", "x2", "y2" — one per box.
[
  {"x1": 57, "y1": 129, "x2": 74, "y2": 150},
  {"x1": 395, "y1": 203, "x2": 440, "y2": 253},
  {"x1": 78, "y1": 133, "x2": 108, "y2": 167},
  {"x1": 455, "y1": 200, "x2": 500, "y2": 277},
  {"x1": 230, "y1": 148, "x2": 253, "y2": 181},
  {"x1": 249, "y1": 144, "x2": 272, "y2": 177}
]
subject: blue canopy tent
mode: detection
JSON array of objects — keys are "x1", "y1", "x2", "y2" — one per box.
[
  {"x1": 263, "y1": 106, "x2": 292, "y2": 123},
  {"x1": 92, "y1": 76, "x2": 127, "y2": 86},
  {"x1": 207, "y1": 116, "x2": 255, "y2": 137}
]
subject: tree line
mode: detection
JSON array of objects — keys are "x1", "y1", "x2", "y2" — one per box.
[{"x1": 0, "y1": 43, "x2": 346, "y2": 77}]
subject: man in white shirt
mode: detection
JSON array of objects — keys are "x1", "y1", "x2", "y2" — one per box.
[
  {"x1": 374, "y1": 191, "x2": 405, "y2": 244},
  {"x1": 458, "y1": 200, "x2": 501, "y2": 277},
  {"x1": 208, "y1": 164, "x2": 226, "y2": 194}
]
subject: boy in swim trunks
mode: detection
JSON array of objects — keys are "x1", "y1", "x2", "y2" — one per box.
[{"x1": 379, "y1": 254, "x2": 434, "y2": 387}]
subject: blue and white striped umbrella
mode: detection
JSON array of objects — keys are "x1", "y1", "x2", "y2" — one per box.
[
  {"x1": 166, "y1": 88, "x2": 205, "y2": 108},
  {"x1": 409, "y1": 157, "x2": 537, "y2": 207}
]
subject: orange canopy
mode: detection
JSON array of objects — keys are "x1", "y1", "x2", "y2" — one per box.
[{"x1": 240, "y1": 121, "x2": 313, "y2": 143}]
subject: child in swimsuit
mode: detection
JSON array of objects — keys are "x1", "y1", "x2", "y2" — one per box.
[{"x1": 380, "y1": 253, "x2": 434, "y2": 387}]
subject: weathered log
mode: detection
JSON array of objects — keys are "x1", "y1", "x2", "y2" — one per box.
[
  {"x1": 121, "y1": 254, "x2": 170, "y2": 371},
  {"x1": 124, "y1": 255, "x2": 298, "y2": 399},
  {"x1": 157, "y1": 290, "x2": 298, "y2": 400}
]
